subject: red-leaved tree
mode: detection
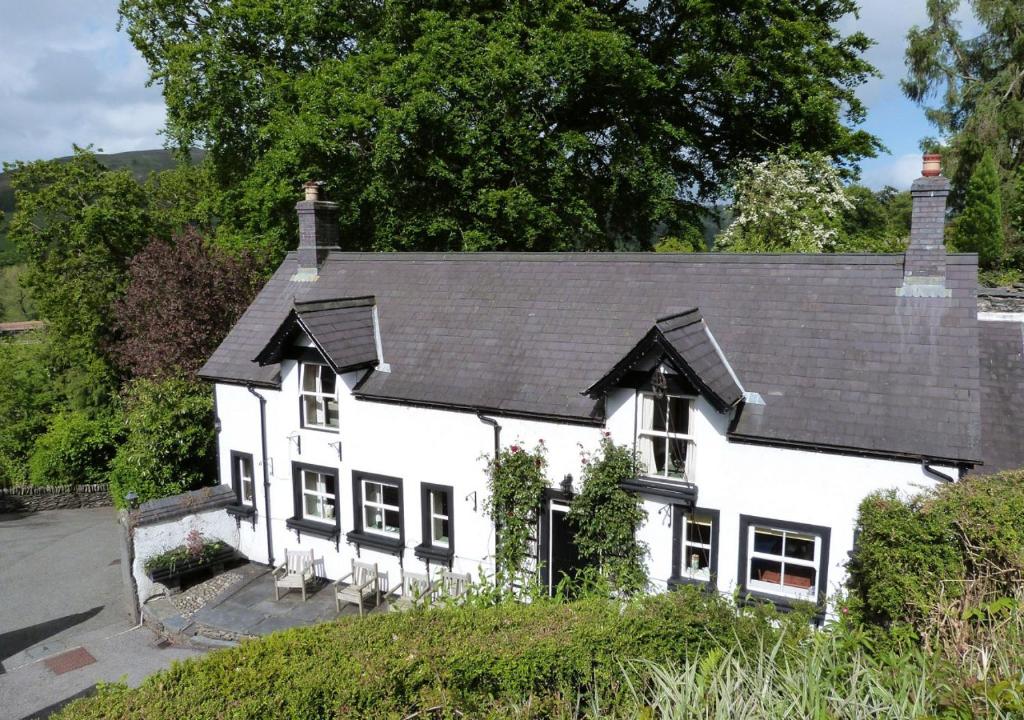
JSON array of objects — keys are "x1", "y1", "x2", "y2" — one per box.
[{"x1": 112, "y1": 230, "x2": 261, "y2": 379}]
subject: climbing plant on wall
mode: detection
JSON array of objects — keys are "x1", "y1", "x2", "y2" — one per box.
[
  {"x1": 485, "y1": 441, "x2": 548, "y2": 592},
  {"x1": 568, "y1": 434, "x2": 649, "y2": 595}
]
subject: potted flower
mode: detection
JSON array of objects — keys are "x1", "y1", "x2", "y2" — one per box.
[{"x1": 144, "y1": 530, "x2": 236, "y2": 590}]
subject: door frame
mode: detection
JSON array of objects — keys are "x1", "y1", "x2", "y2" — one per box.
[{"x1": 537, "y1": 488, "x2": 575, "y2": 595}]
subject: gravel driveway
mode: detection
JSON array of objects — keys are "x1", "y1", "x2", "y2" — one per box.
[{"x1": 0, "y1": 507, "x2": 200, "y2": 719}]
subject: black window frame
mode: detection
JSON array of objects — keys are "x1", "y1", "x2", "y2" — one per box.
[
  {"x1": 286, "y1": 461, "x2": 341, "y2": 541},
  {"x1": 415, "y1": 483, "x2": 455, "y2": 566},
  {"x1": 669, "y1": 506, "x2": 719, "y2": 589},
  {"x1": 347, "y1": 470, "x2": 405, "y2": 556},
  {"x1": 737, "y1": 514, "x2": 831, "y2": 611},
  {"x1": 226, "y1": 450, "x2": 257, "y2": 520}
]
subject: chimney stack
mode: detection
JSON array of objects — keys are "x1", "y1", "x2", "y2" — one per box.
[
  {"x1": 898, "y1": 154, "x2": 951, "y2": 298},
  {"x1": 293, "y1": 181, "x2": 339, "y2": 281}
]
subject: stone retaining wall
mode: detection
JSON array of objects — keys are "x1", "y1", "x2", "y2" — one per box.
[
  {"x1": 978, "y1": 289, "x2": 1024, "y2": 314},
  {"x1": 0, "y1": 483, "x2": 112, "y2": 512}
]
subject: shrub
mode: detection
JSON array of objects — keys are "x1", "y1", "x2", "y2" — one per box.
[
  {"x1": 28, "y1": 409, "x2": 122, "y2": 487},
  {"x1": 485, "y1": 441, "x2": 549, "y2": 591},
  {"x1": 54, "y1": 588, "x2": 780, "y2": 719},
  {"x1": 846, "y1": 469, "x2": 1024, "y2": 634},
  {"x1": 568, "y1": 434, "x2": 648, "y2": 594},
  {"x1": 0, "y1": 333, "x2": 58, "y2": 486},
  {"x1": 109, "y1": 376, "x2": 215, "y2": 508}
]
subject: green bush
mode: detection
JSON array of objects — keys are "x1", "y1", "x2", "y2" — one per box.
[
  {"x1": 846, "y1": 469, "x2": 1024, "y2": 631},
  {"x1": 0, "y1": 333, "x2": 58, "y2": 486},
  {"x1": 109, "y1": 376, "x2": 215, "y2": 508},
  {"x1": 28, "y1": 410, "x2": 122, "y2": 487},
  {"x1": 54, "y1": 587, "x2": 783, "y2": 719}
]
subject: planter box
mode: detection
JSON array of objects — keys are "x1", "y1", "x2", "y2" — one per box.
[{"x1": 146, "y1": 546, "x2": 237, "y2": 592}]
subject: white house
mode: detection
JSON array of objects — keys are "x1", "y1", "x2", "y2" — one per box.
[{"x1": 199, "y1": 160, "x2": 1024, "y2": 614}]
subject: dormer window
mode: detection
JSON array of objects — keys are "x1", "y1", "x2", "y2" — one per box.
[
  {"x1": 638, "y1": 393, "x2": 693, "y2": 481},
  {"x1": 300, "y1": 362, "x2": 339, "y2": 429}
]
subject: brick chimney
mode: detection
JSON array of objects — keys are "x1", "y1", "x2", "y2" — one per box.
[
  {"x1": 898, "y1": 154, "x2": 951, "y2": 298},
  {"x1": 293, "y1": 181, "x2": 339, "y2": 281}
]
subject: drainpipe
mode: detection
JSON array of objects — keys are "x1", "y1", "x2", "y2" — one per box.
[
  {"x1": 477, "y1": 413, "x2": 502, "y2": 573},
  {"x1": 922, "y1": 459, "x2": 956, "y2": 484},
  {"x1": 247, "y1": 385, "x2": 274, "y2": 567},
  {"x1": 477, "y1": 413, "x2": 501, "y2": 461}
]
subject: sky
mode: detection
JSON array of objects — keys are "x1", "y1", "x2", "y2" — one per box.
[{"x1": 0, "y1": 1, "x2": 977, "y2": 189}]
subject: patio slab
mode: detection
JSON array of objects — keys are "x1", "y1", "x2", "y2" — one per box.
[{"x1": 185, "y1": 566, "x2": 384, "y2": 639}]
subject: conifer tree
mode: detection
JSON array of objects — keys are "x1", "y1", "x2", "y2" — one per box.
[{"x1": 956, "y1": 152, "x2": 1004, "y2": 270}]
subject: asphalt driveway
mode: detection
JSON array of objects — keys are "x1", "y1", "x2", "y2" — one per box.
[{"x1": 0, "y1": 507, "x2": 200, "y2": 719}]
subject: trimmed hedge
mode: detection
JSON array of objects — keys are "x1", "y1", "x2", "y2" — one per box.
[
  {"x1": 57, "y1": 587, "x2": 785, "y2": 719},
  {"x1": 846, "y1": 468, "x2": 1024, "y2": 630}
]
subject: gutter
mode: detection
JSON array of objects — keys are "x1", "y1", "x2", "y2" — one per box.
[
  {"x1": 247, "y1": 385, "x2": 275, "y2": 566},
  {"x1": 922, "y1": 460, "x2": 957, "y2": 484}
]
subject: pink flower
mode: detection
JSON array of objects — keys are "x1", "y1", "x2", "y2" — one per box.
[{"x1": 510, "y1": 444, "x2": 521, "y2": 453}]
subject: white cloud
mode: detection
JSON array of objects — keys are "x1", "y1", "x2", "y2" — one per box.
[
  {"x1": 861, "y1": 153, "x2": 923, "y2": 189},
  {"x1": 0, "y1": 0, "x2": 165, "y2": 165}
]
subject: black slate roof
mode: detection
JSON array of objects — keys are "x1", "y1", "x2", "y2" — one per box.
[
  {"x1": 584, "y1": 309, "x2": 744, "y2": 411},
  {"x1": 255, "y1": 297, "x2": 379, "y2": 374},
  {"x1": 200, "y1": 251, "x2": 983, "y2": 464},
  {"x1": 976, "y1": 320, "x2": 1024, "y2": 474}
]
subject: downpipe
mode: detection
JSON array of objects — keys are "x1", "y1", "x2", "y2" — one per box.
[
  {"x1": 922, "y1": 459, "x2": 956, "y2": 484},
  {"x1": 247, "y1": 385, "x2": 274, "y2": 567}
]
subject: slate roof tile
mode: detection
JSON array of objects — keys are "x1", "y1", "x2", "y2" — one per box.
[{"x1": 200, "y1": 252, "x2": 984, "y2": 463}]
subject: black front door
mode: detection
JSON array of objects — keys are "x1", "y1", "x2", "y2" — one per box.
[{"x1": 539, "y1": 491, "x2": 585, "y2": 595}]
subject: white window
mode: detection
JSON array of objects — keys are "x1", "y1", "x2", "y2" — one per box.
[
  {"x1": 302, "y1": 469, "x2": 337, "y2": 522},
  {"x1": 429, "y1": 489, "x2": 450, "y2": 548},
  {"x1": 300, "y1": 362, "x2": 339, "y2": 429},
  {"x1": 236, "y1": 454, "x2": 254, "y2": 505},
  {"x1": 363, "y1": 479, "x2": 401, "y2": 538},
  {"x1": 638, "y1": 393, "x2": 693, "y2": 481},
  {"x1": 746, "y1": 525, "x2": 821, "y2": 600},
  {"x1": 680, "y1": 513, "x2": 713, "y2": 581}
]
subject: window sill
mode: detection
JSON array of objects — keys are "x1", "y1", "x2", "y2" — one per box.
[
  {"x1": 286, "y1": 516, "x2": 339, "y2": 540},
  {"x1": 299, "y1": 424, "x2": 340, "y2": 435},
  {"x1": 667, "y1": 575, "x2": 713, "y2": 591},
  {"x1": 225, "y1": 504, "x2": 256, "y2": 519},
  {"x1": 619, "y1": 476, "x2": 697, "y2": 505},
  {"x1": 738, "y1": 588, "x2": 825, "y2": 622},
  {"x1": 414, "y1": 543, "x2": 454, "y2": 565},
  {"x1": 346, "y1": 530, "x2": 403, "y2": 556}
]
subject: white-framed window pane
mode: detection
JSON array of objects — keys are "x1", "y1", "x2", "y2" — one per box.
[
  {"x1": 365, "y1": 482, "x2": 381, "y2": 503},
  {"x1": 432, "y1": 491, "x2": 448, "y2": 516},
  {"x1": 320, "y1": 369, "x2": 336, "y2": 395},
  {"x1": 432, "y1": 517, "x2": 450, "y2": 546},
  {"x1": 365, "y1": 506, "x2": 383, "y2": 530},
  {"x1": 301, "y1": 363, "x2": 318, "y2": 392},
  {"x1": 650, "y1": 395, "x2": 668, "y2": 431},
  {"x1": 384, "y1": 509, "x2": 400, "y2": 533},
  {"x1": 753, "y1": 529, "x2": 783, "y2": 555},
  {"x1": 304, "y1": 471, "x2": 318, "y2": 492},
  {"x1": 305, "y1": 494, "x2": 322, "y2": 518},
  {"x1": 303, "y1": 396, "x2": 319, "y2": 424},
  {"x1": 783, "y1": 564, "x2": 816, "y2": 590},
  {"x1": 751, "y1": 557, "x2": 783, "y2": 584},
  {"x1": 242, "y1": 478, "x2": 254, "y2": 503},
  {"x1": 325, "y1": 399, "x2": 339, "y2": 427},
  {"x1": 687, "y1": 520, "x2": 711, "y2": 546},
  {"x1": 383, "y1": 485, "x2": 400, "y2": 506},
  {"x1": 685, "y1": 546, "x2": 710, "y2": 573},
  {"x1": 667, "y1": 437, "x2": 687, "y2": 478},
  {"x1": 784, "y1": 534, "x2": 815, "y2": 561}
]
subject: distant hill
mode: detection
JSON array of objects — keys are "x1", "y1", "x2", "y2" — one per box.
[{"x1": 0, "y1": 148, "x2": 204, "y2": 263}]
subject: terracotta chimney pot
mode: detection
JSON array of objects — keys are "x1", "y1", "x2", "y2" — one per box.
[
  {"x1": 303, "y1": 181, "x2": 321, "y2": 202},
  {"x1": 922, "y1": 153, "x2": 942, "y2": 177}
]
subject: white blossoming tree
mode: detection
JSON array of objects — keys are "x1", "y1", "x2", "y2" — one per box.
[{"x1": 716, "y1": 153, "x2": 852, "y2": 253}]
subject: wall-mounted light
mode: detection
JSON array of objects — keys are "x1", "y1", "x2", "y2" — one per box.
[{"x1": 328, "y1": 440, "x2": 342, "y2": 461}]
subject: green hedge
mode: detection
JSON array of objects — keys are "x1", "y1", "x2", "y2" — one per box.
[
  {"x1": 28, "y1": 410, "x2": 122, "y2": 487},
  {"x1": 846, "y1": 468, "x2": 1024, "y2": 630},
  {"x1": 57, "y1": 588, "x2": 785, "y2": 719}
]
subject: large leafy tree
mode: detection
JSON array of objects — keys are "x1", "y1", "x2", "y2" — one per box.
[
  {"x1": 956, "y1": 150, "x2": 1005, "y2": 269},
  {"x1": 903, "y1": 0, "x2": 1024, "y2": 218},
  {"x1": 119, "y1": 0, "x2": 880, "y2": 255}
]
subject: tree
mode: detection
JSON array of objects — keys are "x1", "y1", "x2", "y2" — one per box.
[
  {"x1": 903, "y1": 0, "x2": 1023, "y2": 218},
  {"x1": 112, "y1": 231, "x2": 261, "y2": 379},
  {"x1": 715, "y1": 152, "x2": 851, "y2": 252},
  {"x1": 837, "y1": 185, "x2": 910, "y2": 253},
  {"x1": 956, "y1": 151, "x2": 1005, "y2": 269},
  {"x1": 120, "y1": 0, "x2": 880, "y2": 255},
  {"x1": 0, "y1": 333, "x2": 58, "y2": 487},
  {"x1": 109, "y1": 377, "x2": 216, "y2": 508}
]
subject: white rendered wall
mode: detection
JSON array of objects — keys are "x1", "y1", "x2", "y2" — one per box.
[
  {"x1": 215, "y1": 365, "x2": 951, "y2": 608},
  {"x1": 132, "y1": 507, "x2": 239, "y2": 603}
]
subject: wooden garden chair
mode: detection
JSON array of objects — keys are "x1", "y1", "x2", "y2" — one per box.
[
  {"x1": 388, "y1": 571, "x2": 435, "y2": 612},
  {"x1": 334, "y1": 560, "x2": 381, "y2": 616},
  {"x1": 272, "y1": 548, "x2": 316, "y2": 602},
  {"x1": 436, "y1": 570, "x2": 471, "y2": 604}
]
